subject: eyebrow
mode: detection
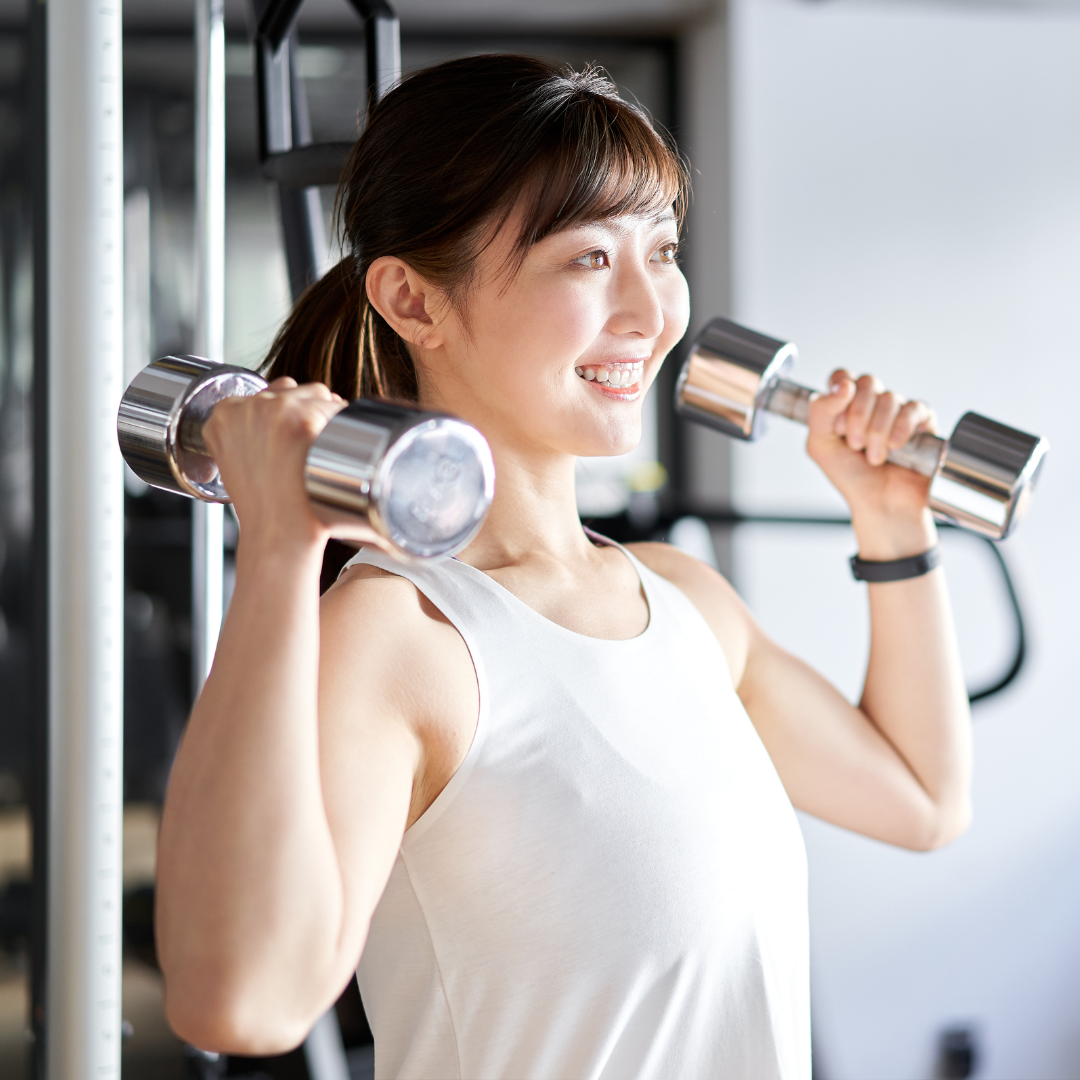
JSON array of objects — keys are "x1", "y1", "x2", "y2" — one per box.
[{"x1": 562, "y1": 210, "x2": 678, "y2": 238}]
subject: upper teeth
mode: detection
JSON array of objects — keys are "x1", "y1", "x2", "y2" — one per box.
[{"x1": 574, "y1": 362, "x2": 645, "y2": 389}]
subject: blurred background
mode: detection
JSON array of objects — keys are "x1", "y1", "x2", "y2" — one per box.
[{"x1": 1, "y1": 0, "x2": 1078, "y2": 1077}]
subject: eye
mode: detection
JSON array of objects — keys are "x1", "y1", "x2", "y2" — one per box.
[
  {"x1": 653, "y1": 242, "x2": 679, "y2": 265},
  {"x1": 574, "y1": 249, "x2": 610, "y2": 270}
]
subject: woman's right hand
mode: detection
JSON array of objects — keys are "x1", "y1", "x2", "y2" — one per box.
[{"x1": 202, "y1": 378, "x2": 393, "y2": 558}]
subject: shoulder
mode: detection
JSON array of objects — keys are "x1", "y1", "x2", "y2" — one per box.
[
  {"x1": 627, "y1": 541, "x2": 754, "y2": 686},
  {"x1": 319, "y1": 560, "x2": 478, "y2": 728}
]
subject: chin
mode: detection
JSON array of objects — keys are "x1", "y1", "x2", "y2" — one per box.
[{"x1": 573, "y1": 428, "x2": 642, "y2": 459}]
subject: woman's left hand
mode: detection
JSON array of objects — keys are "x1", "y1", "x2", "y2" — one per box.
[{"x1": 806, "y1": 370, "x2": 939, "y2": 558}]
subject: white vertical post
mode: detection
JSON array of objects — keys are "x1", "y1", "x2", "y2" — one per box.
[
  {"x1": 46, "y1": 0, "x2": 125, "y2": 1074},
  {"x1": 192, "y1": 0, "x2": 226, "y2": 691}
]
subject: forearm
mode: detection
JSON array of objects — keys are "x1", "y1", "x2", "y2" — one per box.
[
  {"x1": 157, "y1": 538, "x2": 345, "y2": 1045},
  {"x1": 855, "y1": 511, "x2": 972, "y2": 842}
]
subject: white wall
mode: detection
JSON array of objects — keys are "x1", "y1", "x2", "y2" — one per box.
[{"x1": 727, "y1": 2, "x2": 1080, "y2": 1077}]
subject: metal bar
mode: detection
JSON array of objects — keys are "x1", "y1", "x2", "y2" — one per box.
[
  {"x1": 261, "y1": 142, "x2": 354, "y2": 187},
  {"x1": 45, "y1": 0, "x2": 126, "y2": 1074},
  {"x1": 257, "y1": 0, "x2": 305, "y2": 52},
  {"x1": 193, "y1": 0, "x2": 227, "y2": 692},
  {"x1": 304, "y1": 1009, "x2": 352, "y2": 1080},
  {"x1": 28, "y1": 0, "x2": 49, "y2": 1072},
  {"x1": 363, "y1": 5, "x2": 401, "y2": 105},
  {"x1": 255, "y1": 33, "x2": 292, "y2": 160}
]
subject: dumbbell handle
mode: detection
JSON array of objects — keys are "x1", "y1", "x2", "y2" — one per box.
[{"x1": 765, "y1": 378, "x2": 946, "y2": 478}]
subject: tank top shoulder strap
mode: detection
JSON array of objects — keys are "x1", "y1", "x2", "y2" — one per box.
[
  {"x1": 584, "y1": 530, "x2": 735, "y2": 684},
  {"x1": 582, "y1": 527, "x2": 685, "y2": 627},
  {"x1": 340, "y1": 546, "x2": 516, "y2": 635}
]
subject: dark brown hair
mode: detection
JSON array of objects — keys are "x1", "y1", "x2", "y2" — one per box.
[{"x1": 263, "y1": 54, "x2": 688, "y2": 402}]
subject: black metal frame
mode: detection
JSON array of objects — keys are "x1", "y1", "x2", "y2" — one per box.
[{"x1": 249, "y1": 0, "x2": 400, "y2": 300}]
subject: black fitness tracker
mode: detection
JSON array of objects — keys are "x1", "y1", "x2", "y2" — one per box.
[{"x1": 849, "y1": 545, "x2": 941, "y2": 583}]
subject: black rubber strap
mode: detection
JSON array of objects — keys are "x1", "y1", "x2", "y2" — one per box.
[{"x1": 850, "y1": 544, "x2": 941, "y2": 583}]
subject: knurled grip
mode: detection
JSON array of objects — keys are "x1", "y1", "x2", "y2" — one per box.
[{"x1": 764, "y1": 378, "x2": 945, "y2": 478}]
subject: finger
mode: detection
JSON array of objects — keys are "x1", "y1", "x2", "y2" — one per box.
[
  {"x1": 865, "y1": 390, "x2": 903, "y2": 466},
  {"x1": 297, "y1": 382, "x2": 336, "y2": 401},
  {"x1": 807, "y1": 370, "x2": 856, "y2": 436},
  {"x1": 272, "y1": 381, "x2": 336, "y2": 402},
  {"x1": 266, "y1": 376, "x2": 298, "y2": 391},
  {"x1": 890, "y1": 400, "x2": 933, "y2": 448},
  {"x1": 842, "y1": 374, "x2": 884, "y2": 451},
  {"x1": 826, "y1": 370, "x2": 855, "y2": 437},
  {"x1": 309, "y1": 397, "x2": 348, "y2": 421}
]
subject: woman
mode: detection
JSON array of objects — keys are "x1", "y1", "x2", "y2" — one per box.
[{"x1": 156, "y1": 56, "x2": 971, "y2": 1079}]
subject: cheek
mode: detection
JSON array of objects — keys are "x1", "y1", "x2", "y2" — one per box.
[
  {"x1": 481, "y1": 280, "x2": 608, "y2": 377},
  {"x1": 661, "y1": 274, "x2": 691, "y2": 346}
]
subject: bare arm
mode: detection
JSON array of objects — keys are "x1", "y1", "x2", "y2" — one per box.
[
  {"x1": 156, "y1": 382, "x2": 445, "y2": 1053},
  {"x1": 635, "y1": 370, "x2": 972, "y2": 851}
]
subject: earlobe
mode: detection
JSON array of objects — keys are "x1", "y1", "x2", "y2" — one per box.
[{"x1": 366, "y1": 256, "x2": 443, "y2": 349}]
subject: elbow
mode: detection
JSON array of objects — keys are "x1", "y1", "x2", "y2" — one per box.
[
  {"x1": 162, "y1": 969, "x2": 315, "y2": 1056},
  {"x1": 909, "y1": 797, "x2": 973, "y2": 852}
]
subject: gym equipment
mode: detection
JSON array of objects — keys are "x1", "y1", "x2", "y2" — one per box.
[
  {"x1": 117, "y1": 356, "x2": 495, "y2": 559},
  {"x1": 675, "y1": 317, "x2": 1048, "y2": 540}
]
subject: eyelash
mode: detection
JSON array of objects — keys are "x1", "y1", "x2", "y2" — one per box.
[{"x1": 574, "y1": 243, "x2": 680, "y2": 270}]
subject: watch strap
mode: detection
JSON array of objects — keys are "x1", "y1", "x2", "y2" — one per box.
[{"x1": 850, "y1": 544, "x2": 941, "y2": 583}]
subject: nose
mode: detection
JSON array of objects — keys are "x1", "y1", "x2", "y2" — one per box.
[{"x1": 607, "y1": 258, "x2": 666, "y2": 341}]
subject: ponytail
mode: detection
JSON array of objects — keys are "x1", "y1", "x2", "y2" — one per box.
[{"x1": 262, "y1": 257, "x2": 419, "y2": 402}]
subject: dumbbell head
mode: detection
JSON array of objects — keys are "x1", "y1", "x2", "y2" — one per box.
[
  {"x1": 929, "y1": 412, "x2": 1047, "y2": 541},
  {"x1": 306, "y1": 399, "x2": 496, "y2": 560},
  {"x1": 117, "y1": 355, "x2": 267, "y2": 501},
  {"x1": 674, "y1": 318, "x2": 797, "y2": 441}
]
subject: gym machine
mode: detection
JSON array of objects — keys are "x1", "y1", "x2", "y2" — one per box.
[
  {"x1": 676, "y1": 317, "x2": 1048, "y2": 541},
  {"x1": 252, "y1": 0, "x2": 400, "y2": 301}
]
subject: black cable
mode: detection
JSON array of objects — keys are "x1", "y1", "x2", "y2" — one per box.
[
  {"x1": 673, "y1": 510, "x2": 1027, "y2": 705},
  {"x1": 965, "y1": 536, "x2": 1026, "y2": 703}
]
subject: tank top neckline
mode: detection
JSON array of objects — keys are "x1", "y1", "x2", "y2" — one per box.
[{"x1": 447, "y1": 527, "x2": 655, "y2": 646}]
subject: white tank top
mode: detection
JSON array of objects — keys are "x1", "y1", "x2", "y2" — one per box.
[{"x1": 345, "y1": 537, "x2": 810, "y2": 1080}]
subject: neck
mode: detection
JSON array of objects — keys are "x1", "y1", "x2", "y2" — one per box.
[{"x1": 459, "y1": 444, "x2": 594, "y2": 572}]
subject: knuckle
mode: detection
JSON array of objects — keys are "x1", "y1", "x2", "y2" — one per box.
[{"x1": 296, "y1": 409, "x2": 325, "y2": 440}]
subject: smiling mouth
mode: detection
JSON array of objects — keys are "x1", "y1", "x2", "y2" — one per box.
[{"x1": 575, "y1": 360, "x2": 646, "y2": 389}]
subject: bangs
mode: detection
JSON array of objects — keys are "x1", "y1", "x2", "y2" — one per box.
[
  {"x1": 520, "y1": 78, "x2": 686, "y2": 249},
  {"x1": 492, "y1": 66, "x2": 689, "y2": 270}
]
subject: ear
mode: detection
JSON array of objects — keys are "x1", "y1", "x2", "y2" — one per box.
[{"x1": 365, "y1": 256, "x2": 445, "y2": 350}]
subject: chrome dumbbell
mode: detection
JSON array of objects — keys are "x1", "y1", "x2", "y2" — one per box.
[
  {"x1": 117, "y1": 356, "x2": 495, "y2": 559},
  {"x1": 675, "y1": 317, "x2": 1048, "y2": 540}
]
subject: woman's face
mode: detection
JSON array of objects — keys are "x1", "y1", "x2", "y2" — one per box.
[{"x1": 420, "y1": 205, "x2": 690, "y2": 460}]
